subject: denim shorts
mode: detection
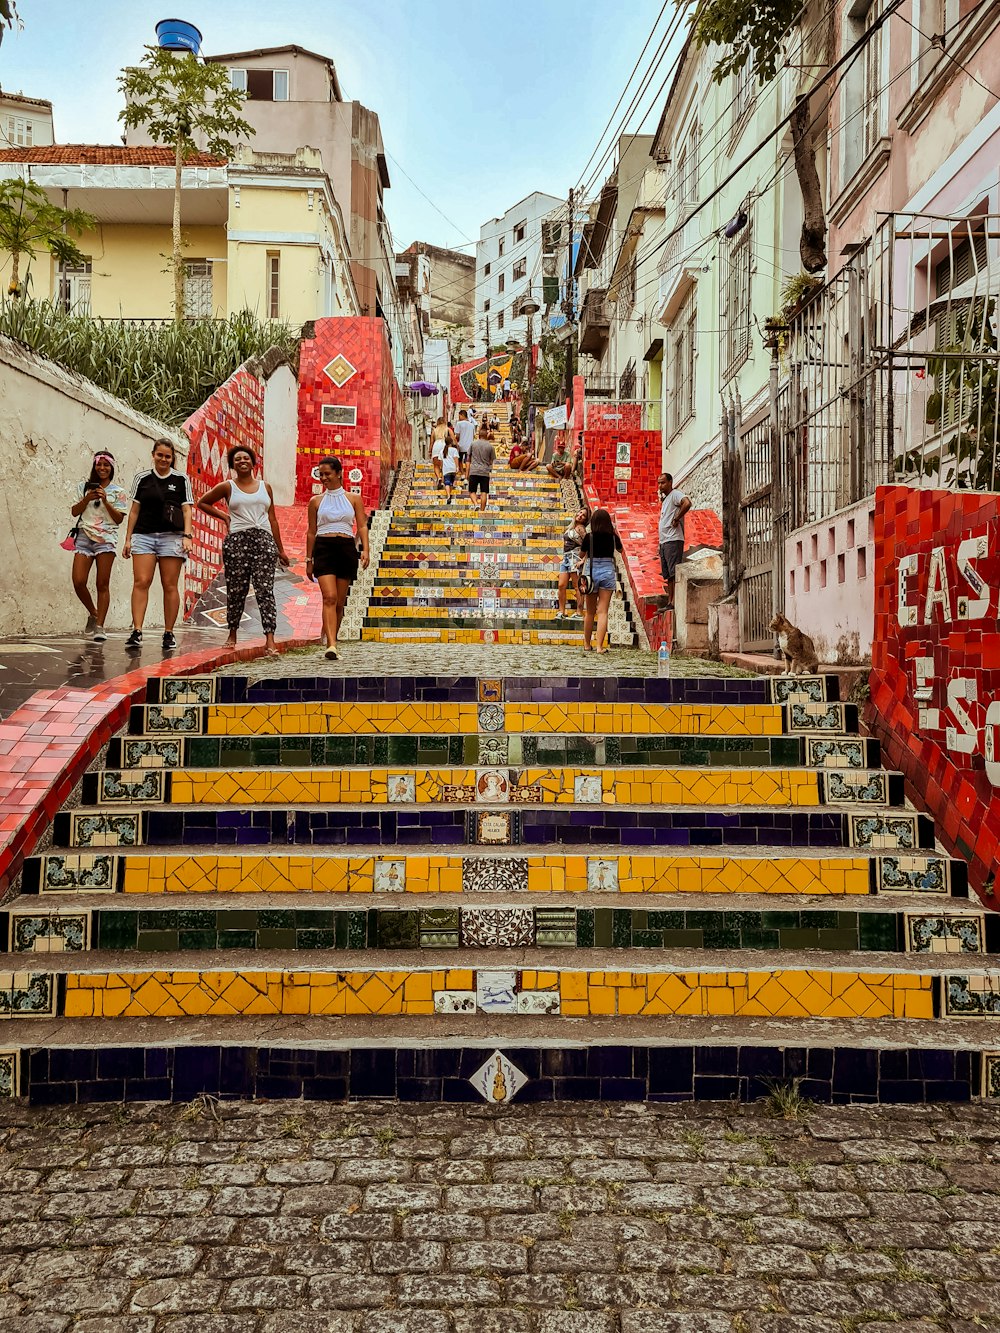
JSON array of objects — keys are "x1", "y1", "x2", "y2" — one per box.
[
  {"x1": 560, "y1": 549, "x2": 581, "y2": 574},
  {"x1": 74, "y1": 532, "x2": 116, "y2": 558},
  {"x1": 588, "y1": 557, "x2": 617, "y2": 591},
  {"x1": 131, "y1": 531, "x2": 186, "y2": 559}
]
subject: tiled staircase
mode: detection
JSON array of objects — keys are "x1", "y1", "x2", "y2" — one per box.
[
  {"x1": 359, "y1": 410, "x2": 636, "y2": 646},
  {"x1": 2, "y1": 669, "x2": 999, "y2": 1106}
]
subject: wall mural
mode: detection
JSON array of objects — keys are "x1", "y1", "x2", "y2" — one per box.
[
  {"x1": 451, "y1": 352, "x2": 525, "y2": 403},
  {"x1": 868, "y1": 484, "x2": 1000, "y2": 905}
]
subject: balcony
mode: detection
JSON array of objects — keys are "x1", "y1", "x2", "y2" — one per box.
[
  {"x1": 579, "y1": 287, "x2": 612, "y2": 354},
  {"x1": 584, "y1": 371, "x2": 616, "y2": 398}
]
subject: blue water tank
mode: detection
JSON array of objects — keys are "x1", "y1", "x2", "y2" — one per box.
[{"x1": 155, "y1": 18, "x2": 203, "y2": 54}]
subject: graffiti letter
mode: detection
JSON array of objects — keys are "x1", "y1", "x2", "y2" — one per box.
[
  {"x1": 946, "y1": 676, "x2": 977, "y2": 753},
  {"x1": 913, "y1": 656, "x2": 940, "y2": 731},
  {"x1": 985, "y1": 701, "x2": 1000, "y2": 787},
  {"x1": 924, "y1": 547, "x2": 952, "y2": 624},
  {"x1": 897, "y1": 553, "x2": 918, "y2": 627},
  {"x1": 956, "y1": 534, "x2": 990, "y2": 620}
]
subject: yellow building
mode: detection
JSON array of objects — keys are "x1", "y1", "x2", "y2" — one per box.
[{"x1": 0, "y1": 143, "x2": 359, "y2": 322}]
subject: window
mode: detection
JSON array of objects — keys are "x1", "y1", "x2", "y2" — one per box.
[
  {"x1": 246, "y1": 68, "x2": 289, "y2": 101},
  {"x1": 229, "y1": 68, "x2": 247, "y2": 93},
  {"x1": 484, "y1": 298, "x2": 491, "y2": 312},
  {"x1": 267, "y1": 250, "x2": 280, "y2": 320},
  {"x1": 933, "y1": 231, "x2": 988, "y2": 432},
  {"x1": 498, "y1": 272, "x2": 505, "y2": 294},
  {"x1": 183, "y1": 260, "x2": 214, "y2": 319},
  {"x1": 733, "y1": 58, "x2": 754, "y2": 125},
  {"x1": 484, "y1": 262, "x2": 491, "y2": 276},
  {"x1": 669, "y1": 294, "x2": 697, "y2": 437},
  {"x1": 497, "y1": 308, "x2": 505, "y2": 330},
  {"x1": 59, "y1": 258, "x2": 91, "y2": 314},
  {"x1": 498, "y1": 236, "x2": 505, "y2": 257},
  {"x1": 514, "y1": 220, "x2": 526, "y2": 243},
  {"x1": 619, "y1": 359, "x2": 637, "y2": 400},
  {"x1": 721, "y1": 218, "x2": 752, "y2": 381},
  {"x1": 513, "y1": 258, "x2": 526, "y2": 281},
  {"x1": 615, "y1": 257, "x2": 637, "y2": 321},
  {"x1": 5, "y1": 116, "x2": 32, "y2": 146},
  {"x1": 842, "y1": 1, "x2": 886, "y2": 181}
]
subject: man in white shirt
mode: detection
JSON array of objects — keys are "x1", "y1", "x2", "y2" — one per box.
[
  {"x1": 455, "y1": 410, "x2": 475, "y2": 476},
  {"x1": 657, "y1": 472, "x2": 691, "y2": 611}
]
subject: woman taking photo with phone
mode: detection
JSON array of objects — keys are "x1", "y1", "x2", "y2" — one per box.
[
  {"x1": 197, "y1": 445, "x2": 290, "y2": 656},
  {"x1": 122, "y1": 437, "x2": 192, "y2": 653},
  {"x1": 69, "y1": 451, "x2": 128, "y2": 641},
  {"x1": 305, "y1": 456, "x2": 370, "y2": 661}
]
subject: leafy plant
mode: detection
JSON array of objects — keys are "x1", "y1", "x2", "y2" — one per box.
[
  {"x1": 758, "y1": 1076, "x2": 812, "y2": 1120},
  {"x1": 119, "y1": 47, "x2": 253, "y2": 321},
  {"x1": 0, "y1": 298, "x2": 299, "y2": 424},
  {"x1": 0, "y1": 180, "x2": 96, "y2": 297},
  {"x1": 692, "y1": 0, "x2": 802, "y2": 82},
  {"x1": 780, "y1": 271, "x2": 824, "y2": 316},
  {"x1": 0, "y1": 0, "x2": 19, "y2": 42}
]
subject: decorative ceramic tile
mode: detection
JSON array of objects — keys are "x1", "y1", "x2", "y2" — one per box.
[
  {"x1": 476, "y1": 970, "x2": 518, "y2": 1012},
  {"x1": 469, "y1": 1050, "x2": 528, "y2": 1105},
  {"x1": 160, "y1": 677, "x2": 216, "y2": 704},
  {"x1": 905, "y1": 914, "x2": 983, "y2": 954},
  {"x1": 99, "y1": 770, "x2": 166, "y2": 804},
  {"x1": 983, "y1": 1053, "x2": 1000, "y2": 1098},
  {"x1": 588, "y1": 858, "x2": 619, "y2": 892},
  {"x1": 849, "y1": 814, "x2": 921, "y2": 851},
  {"x1": 943, "y1": 974, "x2": 1000, "y2": 1018},
  {"x1": 806, "y1": 738, "x2": 866, "y2": 769},
  {"x1": 474, "y1": 811, "x2": 517, "y2": 845},
  {"x1": 419, "y1": 909, "x2": 460, "y2": 948},
  {"x1": 575, "y1": 775, "x2": 604, "y2": 804},
  {"x1": 40, "y1": 854, "x2": 117, "y2": 893},
  {"x1": 121, "y1": 739, "x2": 183, "y2": 769},
  {"x1": 438, "y1": 783, "x2": 477, "y2": 802},
  {"x1": 478, "y1": 703, "x2": 506, "y2": 733},
  {"x1": 9, "y1": 911, "x2": 89, "y2": 953},
  {"x1": 479, "y1": 736, "x2": 509, "y2": 766},
  {"x1": 144, "y1": 705, "x2": 203, "y2": 734},
  {"x1": 516, "y1": 990, "x2": 561, "y2": 1015},
  {"x1": 386, "y1": 775, "x2": 416, "y2": 804},
  {"x1": 70, "y1": 814, "x2": 141, "y2": 849},
  {"x1": 510, "y1": 782, "x2": 543, "y2": 803},
  {"x1": 476, "y1": 769, "x2": 510, "y2": 803},
  {"x1": 0, "y1": 1050, "x2": 19, "y2": 1099},
  {"x1": 822, "y1": 771, "x2": 888, "y2": 805},
  {"x1": 373, "y1": 861, "x2": 406, "y2": 893},
  {"x1": 463, "y1": 858, "x2": 528, "y2": 892},
  {"x1": 479, "y1": 679, "x2": 504, "y2": 704},
  {"x1": 0, "y1": 972, "x2": 57, "y2": 1019},
  {"x1": 322, "y1": 353, "x2": 357, "y2": 387},
  {"x1": 876, "y1": 855, "x2": 950, "y2": 894},
  {"x1": 788, "y1": 702, "x2": 850, "y2": 733},
  {"x1": 769, "y1": 677, "x2": 829, "y2": 705},
  {"x1": 461, "y1": 907, "x2": 534, "y2": 948},
  {"x1": 433, "y1": 990, "x2": 476, "y2": 1013},
  {"x1": 535, "y1": 907, "x2": 577, "y2": 947}
]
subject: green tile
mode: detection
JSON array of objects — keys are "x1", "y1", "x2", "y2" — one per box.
[
  {"x1": 95, "y1": 913, "x2": 138, "y2": 950},
  {"x1": 777, "y1": 929, "x2": 823, "y2": 950},
  {"x1": 348, "y1": 912, "x2": 368, "y2": 949},
  {"x1": 463, "y1": 736, "x2": 479, "y2": 764},
  {"x1": 298, "y1": 910, "x2": 335, "y2": 930},
  {"x1": 387, "y1": 738, "x2": 418, "y2": 764},
  {"x1": 701, "y1": 926, "x2": 741, "y2": 949},
  {"x1": 186, "y1": 738, "x2": 220, "y2": 766},
  {"x1": 218, "y1": 931, "x2": 257, "y2": 949},
  {"x1": 279, "y1": 747, "x2": 312, "y2": 767},
  {"x1": 420, "y1": 908, "x2": 460, "y2": 932},
  {"x1": 604, "y1": 737, "x2": 621, "y2": 762},
  {"x1": 858, "y1": 914, "x2": 900, "y2": 951},
  {"x1": 761, "y1": 911, "x2": 800, "y2": 929},
  {"x1": 297, "y1": 930, "x2": 337, "y2": 950},
  {"x1": 257, "y1": 929, "x2": 296, "y2": 949},
  {"x1": 249, "y1": 739, "x2": 281, "y2": 764},
  {"x1": 594, "y1": 908, "x2": 613, "y2": 947},
  {"x1": 448, "y1": 737, "x2": 466, "y2": 764},
  {"x1": 817, "y1": 929, "x2": 861, "y2": 951},
  {"x1": 376, "y1": 911, "x2": 419, "y2": 948},
  {"x1": 511, "y1": 736, "x2": 527, "y2": 764},
  {"x1": 177, "y1": 929, "x2": 216, "y2": 950},
  {"x1": 139, "y1": 929, "x2": 180, "y2": 951},
  {"x1": 576, "y1": 909, "x2": 595, "y2": 947},
  {"x1": 325, "y1": 737, "x2": 361, "y2": 764},
  {"x1": 371, "y1": 737, "x2": 388, "y2": 765},
  {"x1": 259, "y1": 910, "x2": 296, "y2": 930},
  {"x1": 177, "y1": 910, "x2": 216, "y2": 930},
  {"x1": 660, "y1": 930, "x2": 705, "y2": 948},
  {"x1": 724, "y1": 912, "x2": 764, "y2": 930},
  {"x1": 632, "y1": 930, "x2": 665, "y2": 948},
  {"x1": 803, "y1": 911, "x2": 839, "y2": 929},
  {"x1": 138, "y1": 910, "x2": 178, "y2": 930},
  {"x1": 647, "y1": 910, "x2": 686, "y2": 930},
  {"x1": 612, "y1": 910, "x2": 632, "y2": 948},
  {"x1": 217, "y1": 911, "x2": 258, "y2": 930}
]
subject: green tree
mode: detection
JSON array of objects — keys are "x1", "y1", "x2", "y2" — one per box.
[
  {"x1": 692, "y1": 0, "x2": 830, "y2": 271},
  {"x1": 0, "y1": 1, "x2": 20, "y2": 44},
  {"x1": 119, "y1": 47, "x2": 253, "y2": 321},
  {"x1": 0, "y1": 180, "x2": 95, "y2": 297}
]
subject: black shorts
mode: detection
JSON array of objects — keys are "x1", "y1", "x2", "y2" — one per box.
[
  {"x1": 469, "y1": 474, "x2": 490, "y2": 494},
  {"x1": 659, "y1": 540, "x2": 684, "y2": 580},
  {"x1": 312, "y1": 534, "x2": 359, "y2": 581}
]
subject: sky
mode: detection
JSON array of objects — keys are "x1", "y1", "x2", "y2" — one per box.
[{"x1": 1, "y1": 0, "x2": 672, "y2": 253}]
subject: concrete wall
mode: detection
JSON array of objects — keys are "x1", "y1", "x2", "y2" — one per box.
[
  {"x1": 0, "y1": 335, "x2": 186, "y2": 635},
  {"x1": 785, "y1": 495, "x2": 876, "y2": 664},
  {"x1": 263, "y1": 364, "x2": 298, "y2": 505}
]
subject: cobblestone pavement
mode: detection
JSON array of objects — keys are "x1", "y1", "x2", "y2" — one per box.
[
  {"x1": 2, "y1": 1098, "x2": 999, "y2": 1332},
  {"x1": 219, "y1": 643, "x2": 757, "y2": 681}
]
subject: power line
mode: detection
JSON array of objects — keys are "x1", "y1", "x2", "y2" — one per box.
[{"x1": 383, "y1": 149, "x2": 480, "y2": 251}]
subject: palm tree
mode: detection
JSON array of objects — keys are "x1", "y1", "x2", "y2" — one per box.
[{"x1": 0, "y1": 180, "x2": 95, "y2": 298}]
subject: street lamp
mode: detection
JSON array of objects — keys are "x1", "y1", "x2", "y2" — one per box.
[{"x1": 517, "y1": 288, "x2": 541, "y2": 385}]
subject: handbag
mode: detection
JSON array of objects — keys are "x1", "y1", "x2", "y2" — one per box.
[
  {"x1": 578, "y1": 553, "x2": 593, "y2": 596},
  {"x1": 60, "y1": 519, "x2": 80, "y2": 552}
]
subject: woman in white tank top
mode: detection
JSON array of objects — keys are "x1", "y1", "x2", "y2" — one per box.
[
  {"x1": 306, "y1": 455, "x2": 370, "y2": 661},
  {"x1": 197, "y1": 445, "x2": 290, "y2": 655}
]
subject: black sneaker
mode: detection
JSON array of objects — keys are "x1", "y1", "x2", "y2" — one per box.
[
  {"x1": 162, "y1": 631, "x2": 177, "y2": 652},
  {"x1": 125, "y1": 629, "x2": 142, "y2": 652}
]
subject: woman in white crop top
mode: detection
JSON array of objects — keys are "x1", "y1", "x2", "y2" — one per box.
[
  {"x1": 306, "y1": 455, "x2": 370, "y2": 661},
  {"x1": 197, "y1": 445, "x2": 290, "y2": 655}
]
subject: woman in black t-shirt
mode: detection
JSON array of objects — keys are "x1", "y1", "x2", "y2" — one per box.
[
  {"x1": 122, "y1": 438, "x2": 193, "y2": 654},
  {"x1": 578, "y1": 508, "x2": 622, "y2": 654}
]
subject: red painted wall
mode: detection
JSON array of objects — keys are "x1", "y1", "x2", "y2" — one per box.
[
  {"x1": 867, "y1": 484, "x2": 1000, "y2": 905},
  {"x1": 582, "y1": 427, "x2": 661, "y2": 505},
  {"x1": 183, "y1": 365, "x2": 264, "y2": 617},
  {"x1": 297, "y1": 317, "x2": 408, "y2": 511}
]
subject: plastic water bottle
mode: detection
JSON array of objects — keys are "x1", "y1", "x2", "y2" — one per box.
[{"x1": 657, "y1": 640, "x2": 671, "y2": 676}]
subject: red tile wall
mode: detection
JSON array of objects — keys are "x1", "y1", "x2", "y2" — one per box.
[{"x1": 867, "y1": 484, "x2": 1000, "y2": 907}]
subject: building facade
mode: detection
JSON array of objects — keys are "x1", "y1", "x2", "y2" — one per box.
[
  {"x1": 474, "y1": 190, "x2": 563, "y2": 354},
  {"x1": 0, "y1": 92, "x2": 54, "y2": 149}
]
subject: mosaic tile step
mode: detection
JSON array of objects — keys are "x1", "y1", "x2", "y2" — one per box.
[
  {"x1": 20, "y1": 848, "x2": 967, "y2": 898},
  {"x1": 108, "y1": 732, "x2": 867, "y2": 772},
  {"x1": 130, "y1": 700, "x2": 804, "y2": 738},
  {"x1": 9, "y1": 1042, "x2": 987, "y2": 1106},
  {"x1": 177, "y1": 674, "x2": 839, "y2": 707},
  {"x1": 50, "y1": 807, "x2": 933, "y2": 851},
  {"x1": 79, "y1": 766, "x2": 904, "y2": 810},
  {"x1": 360, "y1": 627, "x2": 635, "y2": 646},
  {"x1": 3, "y1": 962, "x2": 992, "y2": 1021},
  {"x1": 3, "y1": 904, "x2": 988, "y2": 956}
]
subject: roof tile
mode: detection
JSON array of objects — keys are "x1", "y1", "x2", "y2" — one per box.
[{"x1": 0, "y1": 145, "x2": 227, "y2": 166}]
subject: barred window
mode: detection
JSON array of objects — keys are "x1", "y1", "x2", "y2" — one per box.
[
  {"x1": 721, "y1": 218, "x2": 752, "y2": 382},
  {"x1": 669, "y1": 294, "x2": 697, "y2": 437}
]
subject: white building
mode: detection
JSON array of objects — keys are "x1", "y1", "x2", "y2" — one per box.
[
  {"x1": 474, "y1": 190, "x2": 563, "y2": 354},
  {"x1": 0, "y1": 93, "x2": 54, "y2": 149}
]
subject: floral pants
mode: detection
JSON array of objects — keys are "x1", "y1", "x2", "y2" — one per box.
[{"x1": 222, "y1": 528, "x2": 277, "y2": 635}]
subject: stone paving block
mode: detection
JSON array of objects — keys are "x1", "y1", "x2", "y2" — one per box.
[
  {"x1": 449, "y1": 1240, "x2": 529, "y2": 1273},
  {"x1": 260, "y1": 1317, "x2": 359, "y2": 1333},
  {"x1": 285, "y1": 1243, "x2": 369, "y2": 1275},
  {"x1": 306, "y1": 1276, "x2": 394, "y2": 1310},
  {"x1": 361, "y1": 1183, "x2": 440, "y2": 1210},
  {"x1": 322, "y1": 1210, "x2": 397, "y2": 1240},
  {"x1": 529, "y1": 1240, "x2": 617, "y2": 1273},
  {"x1": 729, "y1": 1244, "x2": 819, "y2": 1277},
  {"x1": 281, "y1": 1184, "x2": 363, "y2": 1214},
  {"x1": 128, "y1": 1278, "x2": 224, "y2": 1314},
  {"x1": 396, "y1": 1275, "x2": 502, "y2": 1305},
  {"x1": 535, "y1": 1315, "x2": 617, "y2": 1333},
  {"x1": 99, "y1": 1245, "x2": 202, "y2": 1278},
  {"x1": 358, "y1": 1314, "x2": 450, "y2": 1333},
  {"x1": 29, "y1": 1279, "x2": 131, "y2": 1315},
  {"x1": 370, "y1": 1240, "x2": 445, "y2": 1273},
  {"x1": 223, "y1": 1276, "x2": 310, "y2": 1309},
  {"x1": 450, "y1": 1313, "x2": 532, "y2": 1333},
  {"x1": 620, "y1": 1316, "x2": 735, "y2": 1333}
]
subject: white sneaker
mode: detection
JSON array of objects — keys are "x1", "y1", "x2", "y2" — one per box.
[
  {"x1": 92, "y1": 625, "x2": 107, "y2": 642},
  {"x1": 84, "y1": 614, "x2": 97, "y2": 635},
  {"x1": 324, "y1": 646, "x2": 339, "y2": 661}
]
